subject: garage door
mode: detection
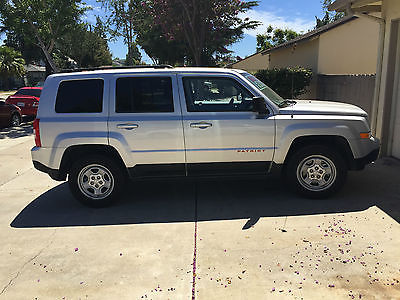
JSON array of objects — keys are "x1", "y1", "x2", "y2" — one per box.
[
  {"x1": 391, "y1": 22, "x2": 400, "y2": 159},
  {"x1": 392, "y1": 83, "x2": 400, "y2": 159}
]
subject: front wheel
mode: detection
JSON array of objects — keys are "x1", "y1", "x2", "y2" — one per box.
[
  {"x1": 68, "y1": 156, "x2": 125, "y2": 207},
  {"x1": 285, "y1": 146, "x2": 347, "y2": 198}
]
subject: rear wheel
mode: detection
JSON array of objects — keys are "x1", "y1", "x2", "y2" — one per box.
[
  {"x1": 68, "y1": 156, "x2": 125, "y2": 207},
  {"x1": 285, "y1": 145, "x2": 347, "y2": 198},
  {"x1": 10, "y1": 113, "x2": 21, "y2": 127}
]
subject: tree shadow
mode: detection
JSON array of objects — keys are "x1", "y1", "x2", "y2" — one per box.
[
  {"x1": 10, "y1": 158, "x2": 400, "y2": 228},
  {"x1": 0, "y1": 122, "x2": 33, "y2": 139}
]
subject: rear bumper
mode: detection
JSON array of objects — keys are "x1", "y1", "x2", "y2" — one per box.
[
  {"x1": 32, "y1": 160, "x2": 66, "y2": 181},
  {"x1": 20, "y1": 107, "x2": 37, "y2": 116}
]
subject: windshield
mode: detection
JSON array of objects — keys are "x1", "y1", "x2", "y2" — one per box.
[
  {"x1": 242, "y1": 73, "x2": 285, "y2": 106},
  {"x1": 16, "y1": 88, "x2": 42, "y2": 98}
]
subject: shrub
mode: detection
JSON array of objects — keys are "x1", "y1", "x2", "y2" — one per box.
[{"x1": 254, "y1": 67, "x2": 313, "y2": 99}]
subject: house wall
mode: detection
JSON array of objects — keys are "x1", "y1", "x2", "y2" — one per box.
[
  {"x1": 318, "y1": 17, "x2": 380, "y2": 75},
  {"x1": 230, "y1": 52, "x2": 269, "y2": 72},
  {"x1": 269, "y1": 38, "x2": 320, "y2": 99}
]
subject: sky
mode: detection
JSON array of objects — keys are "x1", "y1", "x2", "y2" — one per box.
[{"x1": 1, "y1": 0, "x2": 325, "y2": 63}]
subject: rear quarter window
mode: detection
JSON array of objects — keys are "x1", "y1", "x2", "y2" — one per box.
[{"x1": 55, "y1": 79, "x2": 104, "y2": 113}]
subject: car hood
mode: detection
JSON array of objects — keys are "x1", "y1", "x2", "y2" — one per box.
[{"x1": 279, "y1": 100, "x2": 368, "y2": 117}]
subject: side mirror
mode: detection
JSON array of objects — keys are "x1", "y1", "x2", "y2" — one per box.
[{"x1": 252, "y1": 97, "x2": 269, "y2": 115}]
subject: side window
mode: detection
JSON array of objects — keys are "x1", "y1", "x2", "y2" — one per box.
[
  {"x1": 55, "y1": 79, "x2": 103, "y2": 113},
  {"x1": 183, "y1": 77, "x2": 254, "y2": 112},
  {"x1": 116, "y1": 77, "x2": 173, "y2": 113}
]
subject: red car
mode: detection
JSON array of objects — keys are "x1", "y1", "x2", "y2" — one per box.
[
  {"x1": 0, "y1": 101, "x2": 22, "y2": 127},
  {"x1": 6, "y1": 87, "x2": 42, "y2": 117}
]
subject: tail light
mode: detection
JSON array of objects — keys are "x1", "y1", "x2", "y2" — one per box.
[{"x1": 33, "y1": 119, "x2": 41, "y2": 147}]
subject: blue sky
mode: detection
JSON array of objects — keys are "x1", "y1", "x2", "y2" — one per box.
[{"x1": 1, "y1": 1, "x2": 324, "y2": 63}]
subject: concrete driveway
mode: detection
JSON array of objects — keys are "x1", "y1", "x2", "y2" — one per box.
[{"x1": 0, "y1": 128, "x2": 399, "y2": 299}]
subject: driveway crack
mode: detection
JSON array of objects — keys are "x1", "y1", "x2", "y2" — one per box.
[
  {"x1": 0, "y1": 229, "x2": 56, "y2": 296},
  {"x1": 191, "y1": 182, "x2": 198, "y2": 300}
]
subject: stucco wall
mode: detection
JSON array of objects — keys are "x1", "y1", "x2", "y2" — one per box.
[
  {"x1": 268, "y1": 37, "x2": 319, "y2": 71},
  {"x1": 230, "y1": 52, "x2": 269, "y2": 72},
  {"x1": 269, "y1": 38, "x2": 320, "y2": 99},
  {"x1": 318, "y1": 17, "x2": 379, "y2": 75}
]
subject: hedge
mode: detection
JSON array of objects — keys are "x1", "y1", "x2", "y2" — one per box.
[{"x1": 254, "y1": 67, "x2": 313, "y2": 99}]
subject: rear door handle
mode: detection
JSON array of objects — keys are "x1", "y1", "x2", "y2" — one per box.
[
  {"x1": 117, "y1": 123, "x2": 139, "y2": 130},
  {"x1": 190, "y1": 122, "x2": 212, "y2": 129}
]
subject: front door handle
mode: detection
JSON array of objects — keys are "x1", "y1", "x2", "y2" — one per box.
[
  {"x1": 117, "y1": 123, "x2": 139, "y2": 130},
  {"x1": 190, "y1": 122, "x2": 212, "y2": 129}
]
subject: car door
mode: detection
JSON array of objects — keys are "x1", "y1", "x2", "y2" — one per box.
[
  {"x1": 108, "y1": 73, "x2": 186, "y2": 177},
  {"x1": 178, "y1": 73, "x2": 276, "y2": 176}
]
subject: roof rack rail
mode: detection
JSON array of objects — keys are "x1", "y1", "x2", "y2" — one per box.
[{"x1": 58, "y1": 65, "x2": 174, "y2": 73}]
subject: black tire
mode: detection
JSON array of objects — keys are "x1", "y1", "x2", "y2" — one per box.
[
  {"x1": 10, "y1": 113, "x2": 21, "y2": 127},
  {"x1": 68, "y1": 155, "x2": 126, "y2": 207},
  {"x1": 285, "y1": 145, "x2": 347, "y2": 198}
]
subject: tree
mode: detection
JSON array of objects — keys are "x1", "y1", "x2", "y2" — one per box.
[
  {"x1": 100, "y1": 0, "x2": 142, "y2": 65},
  {"x1": 256, "y1": 25, "x2": 299, "y2": 52},
  {"x1": 315, "y1": 0, "x2": 345, "y2": 28},
  {"x1": 135, "y1": 21, "x2": 188, "y2": 65},
  {"x1": 58, "y1": 17, "x2": 113, "y2": 68},
  {"x1": 140, "y1": 0, "x2": 260, "y2": 66},
  {"x1": 0, "y1": 0, "x2": 87, "y2": 72},
  {"x1": 2, "y1": 31, "x2": 42, "y2": 65},
  {"x1": 0, "y1": 46, "x2": 26, "y2": 90}
]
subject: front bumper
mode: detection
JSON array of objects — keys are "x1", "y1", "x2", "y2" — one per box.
[{"x1": 351, "y1": 147, "x2": 380, "y2": 170}]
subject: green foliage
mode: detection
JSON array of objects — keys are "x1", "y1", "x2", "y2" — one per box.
[
  {"x1": 99, "y1": 0, "x2": 142, "y2": 65},
  {"x1": 256, "y1": 25, "x2": 299, "y2": 52},
  {"x1": 254, "y1": 67, "x2": 313, "y2": 99},
  {"x1": 135, "y1": 22, "x2": 188, "y2": 65},
  {"x1": 126, "y1": 43, "x2": 142, "y2": 66},
  {"x1": 0, "y1": 46, "x2": 26, "y2": 90},
  {"x1": 139, "y1": 0, "x2": 260, "y2": 66},
  {"x1": 315, "y1": 0, "x2": 345, "y2": 28},
  {"x1": 58, "y1": 18, "x2": 113, "y2": 68},
  {"x1": 0, "y1": 0, "x2": 88, "y2": 71}
]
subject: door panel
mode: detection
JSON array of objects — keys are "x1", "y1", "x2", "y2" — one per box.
[
  {"x1": 178, "y1": 74, "x2": 275, "y2": 176},
  {"x1": 108, "y1": 74, "x2": 186, "y2": 175}
]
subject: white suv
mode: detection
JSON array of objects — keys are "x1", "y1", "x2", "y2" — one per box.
[{"x1": 31, "y1": 66, "x2": 380, "y2": 207}]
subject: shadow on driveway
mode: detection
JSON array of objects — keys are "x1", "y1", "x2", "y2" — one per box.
[
  {"x1": 0, "y1": 122, "x2": 33, "y2": 139},
  {"x1": 11, "y1": 158, "x2": 400, "y2": 228}
]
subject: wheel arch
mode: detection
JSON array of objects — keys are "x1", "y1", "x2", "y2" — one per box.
[
  {"x1": 283, "y1": 135, "x2": 355, "y2": 169},
  {"x1": 59, "y1": 144, "x2": 127, "y2": 179}
]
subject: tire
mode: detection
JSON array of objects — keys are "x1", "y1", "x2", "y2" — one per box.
[
  {"x1": 285, "y1": 145, "x2": 347, "y2": 198},
  {"x1": 10, "y1": 113, "x2": 21, "y2": 127},
  {"x1": 68, "y1": 155, "x2": 126, "y2": 207}
]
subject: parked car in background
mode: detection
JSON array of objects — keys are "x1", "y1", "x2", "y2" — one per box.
[
  {"x1": 6, "y1": 87, "x2": 42, "y2": 118},
  {"x1": 0, "y1": 101, "x2": 22, "y2": 127}
]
